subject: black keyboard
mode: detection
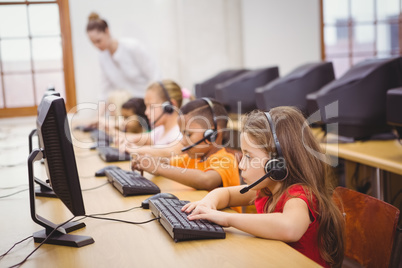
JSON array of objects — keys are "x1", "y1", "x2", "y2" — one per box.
[
  {"x1": 97, "y1": 147, "x2": 131, "y2": 162},
  {"x1": 105, "y1": 167, "x2": 160, "y2": 196},
  {"x1": 149, "y1": 198, "x2": 226, "y2": 242},
  {"x1": 90, "y1": 130, "x2": 112, "y2": 146}
]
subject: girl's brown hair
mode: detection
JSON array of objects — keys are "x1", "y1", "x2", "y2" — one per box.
[
  {"x1": 147, "y1": 80, "x2": 183, "y2": 108},
  {"x1": 242, "y1": 107, "x2": 344, "y2": 267},
  {"x1": 86, "y1": 12, "x2": 108, "y2": 32}
]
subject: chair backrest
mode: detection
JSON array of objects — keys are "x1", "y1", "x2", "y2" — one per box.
[{"x1": 332, "y1": 187, "x2": 400, "y2": 268}]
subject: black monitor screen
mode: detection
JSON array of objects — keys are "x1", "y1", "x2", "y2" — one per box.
[{"x1": 37, "y1": 95, "x2": 85, "y2": 215}]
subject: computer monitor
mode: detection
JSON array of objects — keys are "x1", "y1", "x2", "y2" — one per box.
[
  {"x1": 195, "y1": 69, "x2": 249, "y2": 99},
  {"x1": 28, "y1": 95, "x2": 94, "y2": 247},
  {"x1": 387, "y1": 87, "x2": 402, "y2": 139},
  {"x1": 29, "y1": 88, "x2": 61, "y2": 197},
  {"x1": 307, "y1": 56, "x2": 402, "y2": 140},
  {"x1": 255, "y1": 62, "x2": 335, "y2": 116},
  {"x1": 215, "y1": 66, "x2": 280, "y2": 114}
]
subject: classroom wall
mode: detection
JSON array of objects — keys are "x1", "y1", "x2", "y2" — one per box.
[
  {"x1": 68, "y1": 0, "x2": 320, "y2": 115},
  {"x1": 241, "y1": 0, "x2": 321, "y2": 75}
]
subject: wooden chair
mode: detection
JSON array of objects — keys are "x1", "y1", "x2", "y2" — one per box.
[{"x1": 332, "y1": 186, "x2": 400, "y2": 268}]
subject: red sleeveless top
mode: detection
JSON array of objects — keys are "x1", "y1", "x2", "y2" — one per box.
[{"x1": 255, "y1": 185, "x2": 329, "y2": 268}]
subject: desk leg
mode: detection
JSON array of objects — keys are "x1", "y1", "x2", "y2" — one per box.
[{"x1": 372, "y1": 168, "x2": 384, "y2": 201}]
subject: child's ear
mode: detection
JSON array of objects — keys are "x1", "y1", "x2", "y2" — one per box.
[{"x1": 170, "y1": 98, "x2": 178, "y2": 108}]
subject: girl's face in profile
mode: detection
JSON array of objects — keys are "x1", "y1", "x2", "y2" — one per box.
[
  {"x1": 144, "y1": 89, "x2": 165, "y2": 128},
  {"x1": 238, "y1": 132, "x2": 272, "y2": 190}
]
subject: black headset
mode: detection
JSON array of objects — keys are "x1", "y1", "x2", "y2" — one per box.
[
  {"x1": 240, "y1": 111, "x2": 288, "y2": 194},
  {"x1": 181, "y1": 97, "x2": 218, "y2": 152},
  {"x1": 158, "y1": 81, "x2": 174, "y2": 114},
  {"x1": 263, "y1": 111, "x2": 288, "y2": 181}
]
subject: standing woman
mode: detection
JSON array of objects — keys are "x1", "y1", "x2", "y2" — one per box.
[{"x1": 86, "y1": 12, "x2": 160, "y2": 103}]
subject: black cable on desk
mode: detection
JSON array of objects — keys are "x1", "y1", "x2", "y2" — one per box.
[
  {"x1": 0, "y1": 235, "x2": 33, "y2": 260},
  {"x1": 0, "y1": 189, "x2": 29, "y2": 199},
  {"x1": 7, "y1": 216, "x2": 76, "y2": 268},
  {"x1": 0, "y1": 162, "x2": 26, "y2": 169},
  {"x1": 81, "y1": 182, "x2": 109, "y2": 191},
  {"x1": 84, "y1": 215, "x2": 160, "y2": 225},
  {"x1": 0, "y1": 184, "x2": 27, "y2": 190},
  {"x1": 76, "y1": 206, "x2": 142, "y2": 219}
]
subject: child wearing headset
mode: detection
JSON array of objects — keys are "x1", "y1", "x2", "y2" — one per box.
[
  {"x1": 131, "y1": 98, "x2": 241, "y2": 211},
  {"x1": 119, "y1": 97, "x2": 149, "y2": 133},
  {"x1": 118, "y1": 80, "x2": 183, "y2": 156},
  {"x1": 181, "y1": 107, "x2": 345, "y2": 267}
]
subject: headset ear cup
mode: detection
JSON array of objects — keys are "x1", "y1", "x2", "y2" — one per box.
[
  {"x1": 203, "y1": 129, "x2": 214, "y2": 142},
  {"x1": 264, "y1": 159, "x2": 288, "y2": 181},
  {"x1": 271, "y1": 168, "x2": 288, "y2": 181},
  {"x1": 162, "y1": 101, "x2": 174, "y2": 114}
]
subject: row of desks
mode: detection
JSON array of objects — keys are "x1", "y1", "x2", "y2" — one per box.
[{"x1": 0, "y1": 129, "x2": 319, "y2": 267}]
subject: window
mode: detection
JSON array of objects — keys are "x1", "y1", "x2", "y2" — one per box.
[
  {"x1": 0, "y1": 0, "x2": 75, "y2": 117},
  {"x1": 321, "y1": 0, "x2": 402, "y2": 77}
]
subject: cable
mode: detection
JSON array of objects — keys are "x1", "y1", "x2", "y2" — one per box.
[
  {"x1": 79, "y1": 175, "x2": 95, "y2": 179},
  {"x1": 0, "y1": 162, "x2": 26, "y2": 169},
  {"x1": 74, "y1": 206, "x2": 141, "y2": 220},
  {"x1": 0, "y1": 189, "x2": 28, "y2": 199},
  {"x1": 8, "y1": 216, "x2": 75, "y2": 268},
  {"x1": 0, "y1": 235, "x2": 33, "y2": 260},
  {"x1": 0, "y1": 184, "x2": 27, "y2": 190},
  {"x1": 81, "y1": 182, "x2": 109, "y2": 191},
  {"x1": 85, "y1": 215, "x2": 160, "y2": 225}
]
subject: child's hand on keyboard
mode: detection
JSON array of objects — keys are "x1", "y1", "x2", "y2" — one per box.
[
  {"x1": 181, "y1": 201, "x2": 216, "y2": 214},
  {"x1": 185, "y1": 205, "x2": 229, "y2": 227},
  {"x1": 131, "y1": 153, "x2": 170, "y2": 175}
]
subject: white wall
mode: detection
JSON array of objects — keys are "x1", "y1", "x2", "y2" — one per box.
[
  {"x1": 68, "y1": 0, "x2": 320, "y2": 112},
  {"x1": 69, "y1": 0, "x2": 242, "y2": 108},
  {"x1": 241, "y1": 0, "x2": 321, "y2": 76}
]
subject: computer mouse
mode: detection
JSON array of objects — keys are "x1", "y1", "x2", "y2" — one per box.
[
  {"x1": 95, "y1": 165, "x2": 119, "y2": 177},
  {"x1": 141, "y1": 193, "x2": 179, "y2": 209}
]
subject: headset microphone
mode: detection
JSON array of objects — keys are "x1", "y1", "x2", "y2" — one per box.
[
  {"x1": 181, "y1": 136, "x2": 208, "y2": 152},
  {"x1": 151, "y1": 112, "x2": 164, "y2": 128},
  {"x1": 240, "y1": 170, "x2": 275, "y2": 194}
]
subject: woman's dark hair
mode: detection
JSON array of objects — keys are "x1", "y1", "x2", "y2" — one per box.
[
  {"x1": 122, "y1": 98, "x2": 150, "y2": 131},
  {"x1": 87, "y1": 12, "x2": 108, "y2": 32}
]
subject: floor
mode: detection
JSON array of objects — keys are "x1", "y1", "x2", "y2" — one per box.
[{"x1": 0, "y1": 116, "x2": 36, "y2": 192}]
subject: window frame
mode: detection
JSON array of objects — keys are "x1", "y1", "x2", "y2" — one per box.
[
  {"x1": 0, "y1": 0, "x2": 76, "y2": 118},
  {"x1": 320, "y1": 0, "x2": 402, "y2": 76}
]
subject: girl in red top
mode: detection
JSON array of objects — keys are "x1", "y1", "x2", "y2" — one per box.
[{"x1": 182, "y1": 107, "x2": 344, "y2": 267}]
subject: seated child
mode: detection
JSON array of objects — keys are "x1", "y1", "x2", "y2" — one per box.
[
  {"x1": 181, "y1": 107, "x2": 345, "y2": 267},
  {"x1": 131, "y1": 98, "x2": 241, "y2": 212},
  {"x1": 118, "y1": 80, "x2": 183, "y2": 156},
  {"x1": 120, "y1": 98, "x2": 149, "y2": 133}
]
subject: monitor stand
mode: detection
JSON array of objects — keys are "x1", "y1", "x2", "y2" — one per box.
[
  {"x1": 29, "y1": 129, "x2": 57, "y2": 198},
  {"x1": 28, "y1": 149, "x2": 94, "y2": 247}
]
